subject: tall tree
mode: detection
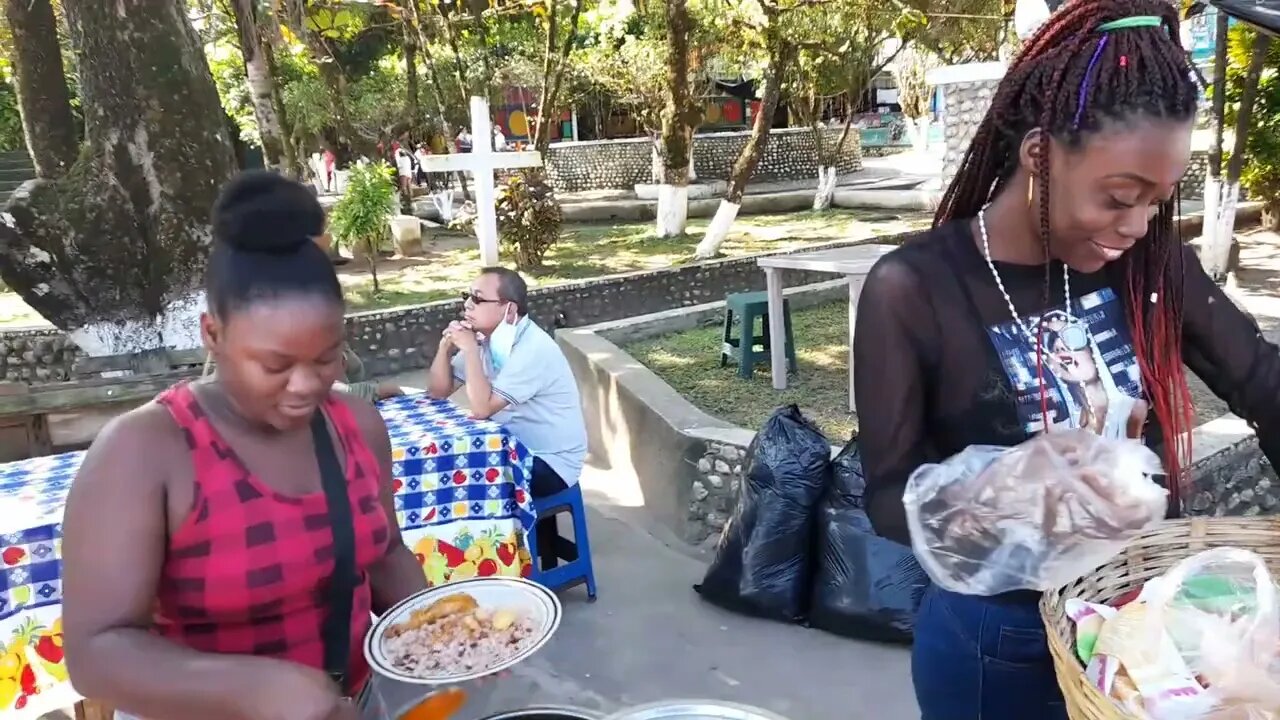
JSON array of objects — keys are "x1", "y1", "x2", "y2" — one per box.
[
  {"x1": 3, "y1": 0, "x2": 77, "y2": 179},
  {"x1": 0, "y1": 0, "x2": 235, "y2": 355},
  {"x1": 229, "y1": 0, "x2": 302, "y2": 177},
  {"x1": 788, "y1": 0, "x2": 912, "y2": 210},
  {"x1": 399, "y1": 0, "x2": 422, "y2": 131},
  {"x1": 1208, "y1": 28, "x2": 1271, "y2": 281},
  {"x1": 530, "y1": 0, "x2": 585, "y2": 154},
  {"x1": 1199, "y1": 7, "x2": 1231, "y2": 279},
  {"x1": 656, "y1": 0, "x2": 701, "y2": 238},
  {"x1": 279, "y1": 0, "x2": 360, "y2": 160},
  {"x1": 696, "y1": 0, "x2": 794, "y2": 259}
]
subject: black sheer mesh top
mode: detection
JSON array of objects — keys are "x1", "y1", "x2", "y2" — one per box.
[{"x1": 853, "y1": 220, "x2": 1280, "y2": 546}]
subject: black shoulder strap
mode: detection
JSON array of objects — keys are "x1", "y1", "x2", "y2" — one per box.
[{"x1": 311, "y1": 410, "x2": 358, "y2": 692}]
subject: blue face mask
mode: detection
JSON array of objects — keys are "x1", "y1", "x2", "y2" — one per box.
[{"x1": 488, "y1": 304, "x2": 522, "y2": 373}]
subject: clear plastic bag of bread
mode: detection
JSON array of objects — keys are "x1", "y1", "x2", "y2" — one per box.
[
  {"x1": 903, "y1": 426, "x2": 1168, "y2": 596},
  {"x1": 1140, "y1": 548, "x2": 1280, "y2": 719}
]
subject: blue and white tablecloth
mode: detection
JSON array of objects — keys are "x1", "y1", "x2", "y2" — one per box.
[{"x1": 0, "y1": 393, "x2": 535, "y2": 718}]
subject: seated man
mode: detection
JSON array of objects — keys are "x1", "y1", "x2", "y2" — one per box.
[{"x1": 427, "y1": 267, "x2": 587, "y2": 503}]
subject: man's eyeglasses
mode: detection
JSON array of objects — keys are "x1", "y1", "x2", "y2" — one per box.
[{"x1": 461, "y1": 290, "x2": 502, "y2": 306}]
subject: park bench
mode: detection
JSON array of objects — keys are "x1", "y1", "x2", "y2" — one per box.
[{"x1": 0, "y1": 347, "x2": 207, "y2": 461}]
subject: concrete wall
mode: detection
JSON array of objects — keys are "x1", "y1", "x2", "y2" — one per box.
[
  {"x1": 2, "y1": 235, "x2": 910, "y2": 384},
  {"x1": 557, "y1": 280, "x2": 848, "y2": 545},
  {"x1": 545, "y1": 128, "x2": 863, "y2": 193}
]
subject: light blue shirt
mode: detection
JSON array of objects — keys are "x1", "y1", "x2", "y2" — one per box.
[{"x1": 452, "y1": 319, "x2": 587, "y2": 485}]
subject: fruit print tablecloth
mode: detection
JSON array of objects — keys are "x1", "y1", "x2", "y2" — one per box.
[
  {"x1": 378, "y1": 393, "x2": 536, "y2": 585},
  {"x1": 0, "y1": 393, "x2": 536, "y2": 719}
]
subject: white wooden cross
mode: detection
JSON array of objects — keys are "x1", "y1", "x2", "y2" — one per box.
[{"x1": 418, "y1": 96, "x2": 543, "y2": 265}]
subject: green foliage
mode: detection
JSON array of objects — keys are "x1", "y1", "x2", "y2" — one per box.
[
  {"x1": 496, "y1": 171, "x2": 563, "y2": 270},
  {"x1": 453, "y1": 171, "x2": 563, "y2": 271},
  {"x1": 0, "y1": 79, "x2": 22, "y2": 153},
  {"x1": 908, "y1": 0, "x2": 1011, "y2": 64},
  {"x1": 329, "y1": 161, "x2": 398, "y2": 255},
  {"x1": 207, "y1": 40, "x2": 258, "y2": 146},
  {"x1": 1224, "y1": 24, "x2": 1280, "y2": 205}
]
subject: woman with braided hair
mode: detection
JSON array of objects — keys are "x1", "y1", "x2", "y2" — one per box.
[{"x1": 853, "y1": 0, "x2": 1280, "y2": 717}]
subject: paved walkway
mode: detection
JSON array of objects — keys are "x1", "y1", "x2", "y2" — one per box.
[{"x1": 369, "y1": 497, "x2": 917, "y2": 719}]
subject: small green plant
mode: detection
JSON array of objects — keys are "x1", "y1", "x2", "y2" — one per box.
[
  {"x1": 329, "y1": 161, "x2": 398, "y2": 291},
  {"x1": 452, "y1": 171, "x2": 563, "y2": 271}
]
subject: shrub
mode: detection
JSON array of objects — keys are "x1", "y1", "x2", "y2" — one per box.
[
  {"x1": 451, "y1": 170, "x2": 563, "y2": 271},
  {"x1": 329, "y1": 161, "x2": 397, "y2": 290}
]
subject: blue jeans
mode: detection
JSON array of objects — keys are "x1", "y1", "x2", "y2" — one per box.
[{"x1": 911, "y1": 585, "x2": 1067, "y2": 720}]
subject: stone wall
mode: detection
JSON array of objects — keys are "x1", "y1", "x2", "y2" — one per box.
[
  {"x1": 693, "y1": 440, "x2": 746, "y2": 541},
  {"x1": 1185, "y1": 416, "x2": 1280, "y2": 516},
  {"x1": 1181, "y1": 151, "x2": 1208, "y2": 200},
  {"x1": 0, "y1": 328, "x2": 80, "y2": 383},
  {"x1": 544, "y1": 127, "x2": 863, "y2": 193},
  {"x1": 930, "y1": 63, "x2": 1006, "y2": 191},
  {"x1": 348, "y1": 237, "x2": 893, "y2": 378}
]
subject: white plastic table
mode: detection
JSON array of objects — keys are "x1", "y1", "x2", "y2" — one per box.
[{"x1": 756, "y1": 243, "x2": 896, "y2": 410}]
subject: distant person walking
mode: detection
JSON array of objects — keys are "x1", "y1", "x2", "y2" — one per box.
[
  {"x1": 322, "y1": 149, "x2": 337, "y2": 192},
  {"x1": 456, "y1": 127, "x2": 473, "y2": 153},
  {"x1": 395, "y1": 147, "x2": 415, "y2": 196},
  {"x1": 492, "y1": 124, "x2": 508, "y2": 152}
]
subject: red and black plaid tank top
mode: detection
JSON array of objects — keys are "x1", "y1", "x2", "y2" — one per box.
[{"x1": 152, "y1": 384, "x2": 391, "y2": 693}]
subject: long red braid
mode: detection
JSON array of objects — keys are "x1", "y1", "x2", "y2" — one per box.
[{"x1": 934, "y1": 0, "x2": 1198, "y2": 502}]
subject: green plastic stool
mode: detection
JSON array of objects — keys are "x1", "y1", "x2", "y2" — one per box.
[{"x1": 720, "y1": 291, "x2": 797, "y2": 379}]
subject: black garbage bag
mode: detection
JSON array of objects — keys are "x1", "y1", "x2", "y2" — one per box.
[
  {"x1": 808, "y1": 436, "x2": 929, "y2": 643},
  {"x1": 695, "y1": 405, "x2": 831, "y2": 622}
]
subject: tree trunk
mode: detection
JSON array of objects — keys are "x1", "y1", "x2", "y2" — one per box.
[
  {"x1": 1209, "y1": 31, "x2": 1271, "y2": 282},
  {"x1": 3, "y1": 0, "x2": 78, "y2": 179},
  {"x1": 695, "y1": 37, "x2": 790, "y2": 260},
  {"x1": 0, "y1": 0, "x2": 235, "y2": 355},
  {"x1": 815, "y1": 114, "x2": 855, "y2": 210},
  {"x1": 532, "y1": 0, "x2": 585, "y2": 155},
  {"x1": 656, "y1": 0, "x2": 699, "y2": 238},
  {"x1": 1199, "y1": 8, "x2": 1230, "y2": 276},
  {"x1": 229, "y1": 0, "x2": 300, "y2": 178},
  {"x1": 407, "y1": 0, "x2": 472, "y2": 201},
  {"x1": 401, "y1": 1, "x2": 422, "y2": 132}
]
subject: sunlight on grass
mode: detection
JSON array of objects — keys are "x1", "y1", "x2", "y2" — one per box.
[
  {"x1": 338, "y1": 208, "x2": 926, "y2": 313},
  {"x1": 0, "y1": 208, "x2": 928, "y2": 326},
  {"x1": 625, "y1": 301, "x2": 857, "y2": 441}
]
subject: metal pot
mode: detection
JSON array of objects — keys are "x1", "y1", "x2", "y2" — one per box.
[
  {"x1": 478, "y1": 708, "x2": 603, "y2": 720},
  {"x1": 604, "y1": 701, "x2": 792, "y2": 720}
]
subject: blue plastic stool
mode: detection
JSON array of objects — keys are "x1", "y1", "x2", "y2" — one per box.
[{"x1": 526, "y1": 484, "x2": 598, "y2": 601}]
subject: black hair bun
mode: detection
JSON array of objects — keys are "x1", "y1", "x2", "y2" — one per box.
[{"x1": 211, "y1": 170, "x2": 325, "y2": 254}]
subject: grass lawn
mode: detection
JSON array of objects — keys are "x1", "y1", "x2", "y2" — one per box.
[
  {"x1": 0, "y1": 208, "x2": 925, "y2": 329},
  {"x1": 340, "y1": 208, "x2": 927, "y2": 313},
  {"x1": 625, "y1": 301, "x2": 858, "y2": 442}
]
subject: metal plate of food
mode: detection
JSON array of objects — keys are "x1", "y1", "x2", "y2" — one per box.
[{"x1": 365, "y1": 577, "x2": 562, "y2": 685}]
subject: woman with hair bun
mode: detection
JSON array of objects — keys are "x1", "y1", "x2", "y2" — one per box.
[
  {"x1": 854, "y1": 0, "x2": 1280, "y2": 717},
  {"x1": 60, "y1": 171, "x2": 428, "y2": 720}
]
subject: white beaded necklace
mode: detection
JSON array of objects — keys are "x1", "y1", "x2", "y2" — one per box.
[
  {"x1": 978, "y1": 207, "x2": 1096, "y2": 431},
  {"x1": 977, "y1": 207, "x2": 1089, "y2": 352}
]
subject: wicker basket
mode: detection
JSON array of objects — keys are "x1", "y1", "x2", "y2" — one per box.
[{"x1": 1041, "y1": 515, "x2": 1280, "y2": 719}]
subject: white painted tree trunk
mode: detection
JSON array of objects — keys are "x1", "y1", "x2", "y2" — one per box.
[
  {"x1": 813, "y1": 165, "x2": 837, "y2": 210},
  {"x1": 69, "y1": 291, "x2": 206, "y2": 357},
  {"x1": 1197, "y1": 175, "x2": 1221, "y2": 270},
  {"x1": 910, "y1": 117, "x2": 931, "y2": 154},
  {"x1": 1211, "y1": 182, "x2": 1241, "y2": 279},
  {"x1": 695, "y1": 200, "x2": 741, "y2": 259},
  {"x1": 656, "y1": 184, "x2": 689, "y2": 238}
]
